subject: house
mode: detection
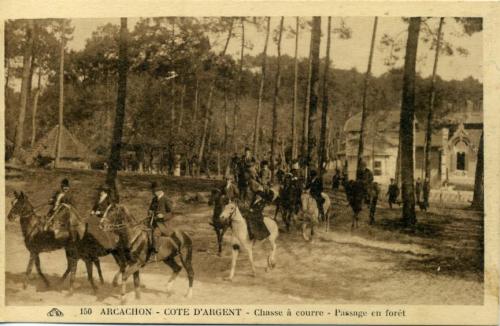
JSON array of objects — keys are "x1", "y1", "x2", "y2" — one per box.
[
  {"x1": 338, "y1": 101, "x2": 482, "y2": 188},
  {"x1": 31, "y1": 124, "x2": 92, "y2": 169}
]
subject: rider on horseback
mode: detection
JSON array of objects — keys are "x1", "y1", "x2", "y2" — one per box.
[
  {"x1": 148, "y1": 181, "x2": 174, "y2": 253},
  {"x1": 48, "y1": 178, "x2": 74, "y2": 216},
  {"x1": 306, "y1": 170, "x2": 325, "y2": 220},
  {"x1": 91, "y1": 184, "x2": 113, "y2": 218}
]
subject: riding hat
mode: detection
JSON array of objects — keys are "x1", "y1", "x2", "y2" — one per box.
[
  {"x1": 151, "y1": 181, "x2": 161, "y2": 191},
  {"x1": 61, "y1": 178, "x2": 70, "y2": 188}
]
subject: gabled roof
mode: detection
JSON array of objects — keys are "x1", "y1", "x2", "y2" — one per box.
[{"x1": 32, "y1": 125, "x2": 91, "y2": 160}]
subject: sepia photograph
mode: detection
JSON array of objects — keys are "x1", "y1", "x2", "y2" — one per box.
[{"x1": 1, "y1": 9, "x2": 492, "y2": 322}]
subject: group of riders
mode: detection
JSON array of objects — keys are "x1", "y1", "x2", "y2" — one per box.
[{"x1": 43, "y1": 145, "x2": 431, "y2": 254}]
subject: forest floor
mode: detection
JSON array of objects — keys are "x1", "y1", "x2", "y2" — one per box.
[{"x1": 4, "y1": 168, "x2": 484, "y2": 305}]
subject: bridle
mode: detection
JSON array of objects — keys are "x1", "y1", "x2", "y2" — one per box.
[{"x1": 100, "y1": 204, "x2": 127, "y2": 231}]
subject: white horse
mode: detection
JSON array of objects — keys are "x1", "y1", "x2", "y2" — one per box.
[
  {"x1": 299, "y1": 191, "x2": 332, "y2": 241},
  {"x1": 219, "y1": 202, "x2": 279, "y2": 281}
]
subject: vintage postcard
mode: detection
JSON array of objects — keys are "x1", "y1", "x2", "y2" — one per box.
[{"x1": 0, "y1": 0, "x2": 499, "y2": 325}]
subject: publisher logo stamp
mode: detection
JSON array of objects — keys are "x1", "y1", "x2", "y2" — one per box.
[{"x1": 47, "y1": 308, "x2": 64, "y2": 317}]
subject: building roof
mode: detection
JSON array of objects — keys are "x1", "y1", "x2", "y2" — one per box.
[
  {"x1": 344, "y1": 110, "x2": 402, "y2": 133},
  {"x1": 32, "y1": 125, "x2": 91, "y2": 160}
]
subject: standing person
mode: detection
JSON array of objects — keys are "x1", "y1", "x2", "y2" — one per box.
[
  {"x1": 387, "y1": 178, "x2": 399, "y2": 209},
  {"x1": 259, "y1": 160, "x2": 272, "y2": 188},
  {"x1": 190, "y1": 155, "x2": 199, "y2": 177},
  {"x1": 361, "y1": 165, "x2": 374, "y2": 205},
  {"x1": 48, "y1": 178, "x2": 74, "y2": 216},
  {"x1": 369, "y1": 182, "x2": 380, "y2": 224},
  {"x1": 148, "y1": 181, "x2": 174, "y2": 252},
  {"x1": 415, "y1": 177, "x2": 422, "y2": 204},
  {"x1": 230, "y1": 153, "x2": 240, "y2": 182},
  {"x1": 332, "y1": 169, "x2": 341, "y2": 191},
  {"x1": 423, "y1": 177, "x2": 431, "y2": 210}
]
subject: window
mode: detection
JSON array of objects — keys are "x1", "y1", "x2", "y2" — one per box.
[
  {"x1": 456, "y1": 152, "x2": 466, "y2": 171},
  {"x1": 374, "y1": 160, "x2": 382, "y2": 176}
]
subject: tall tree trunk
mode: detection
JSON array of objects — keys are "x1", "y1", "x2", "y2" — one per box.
[
  {"x1": 12, "y1": 20, "x2": 34, "y2": 161},
  {"x1": 55, "y1": 26, "x2": 66, "y2": 168},
  {"x1": 232, "y1": 18, "x2": 245, "y2": 153},
  {"x1": 302, "y1": 38, "x2": 313, "y2": 165},
  {"x1": 106, "y1": 18, "x2": 129, "y2": 202},
  {"x1": 177, "y1": 83, "x2": 186, "y2": 133},
  {"x1": 399, "y1": 17, "x2": 421, "y2": 226},
  {"x1": 253, "y1": 17, "x2": 271, "y2": 157},
  {"x1": 193, "y1": 77, "x2": 199, "y2": 123},
  {"x1": 31, "y1": 68, "x2": 42, "y2": 148},
  {"x1": 270, "y1": 17, "x2": 284, "y2": 180},
  {"x1": 198, "y1": 18, "x2": 234, "y2": 165},
  {"x1": 318, "y1": 17, "x2": 332, "y2": 176},
  {"x1": 356, "y1": 16, "x2": 378, "y2": 179},
  {"x1": 306, "y1": 17, "x2": 321, "y2": 169},
  {"x1": 424, "y1": 17, "x2": 444, "y2": 182},
  {"x1": 472, "y1": 131, "x2": 483, "y2": 209},
  {"x1": 291, "y1": 17, "x2": 299, "y2": 160},
  {"x1": 223, "y1": 86, "x2": 229, "y2": 153}
]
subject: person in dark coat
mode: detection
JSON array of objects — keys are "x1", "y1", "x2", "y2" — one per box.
[
  {"x1": 369, "y1": 182, "x2": 380, "y2": 224},
  {"x1": 387, "y1": 178, "x2": 399, "y2": 209},
  {"x1": 91, "y1": 184, "x2": 113, "y2": 218},
  {"x1": 240, "y1": 191, "x2": 271, "y2": 240},
  {"x1": 48, "y1": 178, "x2": 74, "y2": 216},
  {"x1": 415, "y1": 177, "x2": 423, "y2": 204},
  {"x1": 149, "y1": 181, "x2": 174, "y2": 252},
  {"x1": 332, "y1": 169, "x2": 341, "y2": 191},
  {"x1": 307, "y1": 170, "x2": 324, "y2": 219},
  {"x1": 361, "y1": 167, "x2": 374, "y2": 204},
  {"x1": 423, "y1": 177, "x2": 431, "y2": 210}
]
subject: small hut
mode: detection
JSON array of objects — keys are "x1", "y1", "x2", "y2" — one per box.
[{"x1": 31, "y1": 125, "x2": 92, "y2": 169}]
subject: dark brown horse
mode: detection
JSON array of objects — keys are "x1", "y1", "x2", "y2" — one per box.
[
  {"x1": 100, "y1": 204, "x2": 194, "y2": 303},
  {"x1": 208, "y1": 188, "x2": 229, "y2": 256},
  {"x1": 7, "y1": 191, "x2": 101, "y2": 292}
]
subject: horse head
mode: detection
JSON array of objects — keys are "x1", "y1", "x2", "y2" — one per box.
[
  {"x1": 100, "y1": 203, "x2": 136, "y2": 231},
  {"x1": 8, "y1": 191, "x2": 31, "y2": 222},
  {"x1": 219, "y1": 201, "x2": 238, "y2": 225}
]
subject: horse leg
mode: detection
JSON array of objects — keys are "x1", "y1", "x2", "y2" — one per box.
[
  {"x1": 266, "y1": 238, "x2": 277, "y2": 271},
  {"x1": 60, "y1": 250, "x2": 72, "y2": 283},
  {"x1": 94, "y1": 258, "x2": 104, "y2": 285},
  {"x1": 178, "y1": 247, "x2": 194, "y2": 299},
  {"x1": 121, "y1": 262, "x2": 142, "y2": 303},
  {"x1": 215, "y1": 227, "x2": 223, "y2": 257},
  {"x1": 34, "y1": 254, "x2": 50, "y2": 288},
  {"x1": 164, "y1": 256, "x2": 182, "y2": 295},
  {"x1": 133, "y1": 272, "x2": 141, "y2": 300},
  {"x1": 112, "y1": 253, "x2": 125, "y2": 287},
  {"x1": 84, "y1": 259, "x2": 97, "y2": 293},
  {"x1": 245, "y1": 243, "x2": 257, "y2": 277},
  {"x1": 23, "y1": 253, "x2": 35, "y2": 289},
  {"x1": 225, "y1": 244, "x2": 240, "y2": 281},
  {"x1": 67, "y1": 258, "x2": 78, "y2": 295}
]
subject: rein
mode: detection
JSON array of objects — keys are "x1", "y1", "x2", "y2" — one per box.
[{"x1": 100, "y1": 204, "x2": 145, "y2": 231}]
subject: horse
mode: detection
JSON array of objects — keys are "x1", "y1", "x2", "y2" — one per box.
[
  {"x1": 208, "y1": 188, "x2": 229, "y2": 256},
  {"x1": 7, "y1": 191, "x2": 100, "y2": 292},
  {"x1": 100, "y1": 204, "x2": 194, "y2": 303},
  {"x1": 298, "y1": 190, "x2": 332, "y2": 241},
  {"x1": 219, "y1": 202, "x2": 278, "y2": 281},
  {"x1": 45, "y1": 204, "x2": 120, "y2": 293},
  {"x1": 274, "y1": 174, "x2": 301, "y2": 231},
  {"x1": 343, "y1": 179, "x2": 364, "y2": 229}
]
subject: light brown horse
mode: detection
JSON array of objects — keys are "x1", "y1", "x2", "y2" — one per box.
[
  {"x1": 298, "y1": 191, "x2": 332, "y2": 241},
  {"x1": 100, "y1": 204, "x2": 194, "y2": 303}
]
